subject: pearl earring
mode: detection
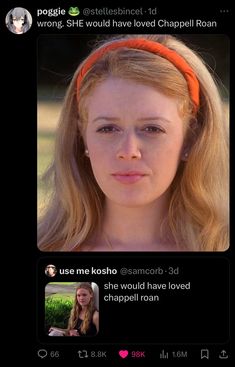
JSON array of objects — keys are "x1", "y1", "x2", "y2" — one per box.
[
  {"x1": 184, "y1": 152, "x2": 188, "y2": 158},
  {"x1": 85, "y1": 149, "x2": 89, "y2": 157}
]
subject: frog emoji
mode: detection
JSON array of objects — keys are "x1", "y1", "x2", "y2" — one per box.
[{"x1": 68, "y1": 7, "x2": 80, "y2": 16}]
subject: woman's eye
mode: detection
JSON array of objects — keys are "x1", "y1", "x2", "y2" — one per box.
[
  {"x1": 143, "y1": 125, "x2": 165, "y2": 133},
  {"x1": 96, "y1": 126, "x2": 118, "y2": 133}
]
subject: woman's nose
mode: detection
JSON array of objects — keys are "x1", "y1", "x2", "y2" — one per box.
[{"x1": 116, "y1": 131, "x2": 142, "y2": 160}]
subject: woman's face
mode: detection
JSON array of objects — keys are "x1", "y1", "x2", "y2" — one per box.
[
  {"x1": 12, "y1": 17, "x2": 24, "y2": 31},
  {"x1": 46, "y1": 266, "x2": 55, "y2": 276},
  {"x1": 85, "y1": 77, "x2": 186, "y2": 208},
  {"x1": 77, "y1": 288, "x2": 92, "y2": 307}
]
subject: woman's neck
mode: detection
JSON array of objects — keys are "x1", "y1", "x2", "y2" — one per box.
[{"x1": 100, "y1": 194, "x2": 174, "y2": 251}]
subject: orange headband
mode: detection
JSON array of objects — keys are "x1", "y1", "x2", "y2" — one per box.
[{"x1": 77, "y1": 38, "x2": 199, "y2": 112}]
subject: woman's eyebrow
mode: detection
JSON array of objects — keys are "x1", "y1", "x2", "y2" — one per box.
[
  {"x1": 137, "y1": 116, "x2": 172, "y2": 124},
  {"x1": 92, "y1": 116, "x2": 120, "y2": 123},
  {"x1": 92, "y1": 116, "x2": 172, "y2": 124}
]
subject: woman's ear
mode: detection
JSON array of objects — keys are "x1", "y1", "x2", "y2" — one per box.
[
  {"x1": 181, "y1": 118, "x2": 199, "y2": 161},
  {"x1": 181, "y1": 150, "x2": 189, "y2": 161}
]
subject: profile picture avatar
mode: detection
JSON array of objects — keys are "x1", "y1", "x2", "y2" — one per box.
[
  {"x1": 5, "y1": 7, "x2": 32, "y2": 34},
  {"x1": 45, "y1": 264, "x2": 57, "y2": 277}
]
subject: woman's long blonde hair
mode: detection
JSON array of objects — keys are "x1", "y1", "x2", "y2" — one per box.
[
  {"x1": 67, "y1": 283, "x2": 96, "y2": 335},
  {"x1": 38, "y1": 34, "x2": 229, "y2": 251}
]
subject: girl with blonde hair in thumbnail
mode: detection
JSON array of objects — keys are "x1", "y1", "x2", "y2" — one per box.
[{"x1": 49, "y1": 282, "x2": 99, "y2": 336}]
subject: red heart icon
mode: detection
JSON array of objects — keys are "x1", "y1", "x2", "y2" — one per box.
[{"x1": 119, "y1": 350, "x2": 128, "y2": 359}]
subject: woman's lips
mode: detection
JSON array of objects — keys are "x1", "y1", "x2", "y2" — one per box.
[{"x1": 112, "y1": 171, "x2": 147, "y2": 184}]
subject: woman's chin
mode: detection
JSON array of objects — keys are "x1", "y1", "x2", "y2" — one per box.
[{"x1": 107, "y1": 195, "x2": 156, "y2": 208}]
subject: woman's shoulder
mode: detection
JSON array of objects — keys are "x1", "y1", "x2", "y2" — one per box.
[{"x1": 92, "y1": 310, "x2": 99, "y2": 320}]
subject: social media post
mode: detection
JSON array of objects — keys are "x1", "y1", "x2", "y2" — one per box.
[
  {"x1": 35, "y1": 18, "x2": 231, "y2": 362},
  {"x1": 3, "y1": 2, "x2": 231, "y2": 363},
  {"x1": 35, "y1": 256, "x2": 230, "y2": 361}
]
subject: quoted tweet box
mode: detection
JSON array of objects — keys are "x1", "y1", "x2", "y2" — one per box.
[{"x1": 39, "y1": 256, "x2": 230, "y2": 344}]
